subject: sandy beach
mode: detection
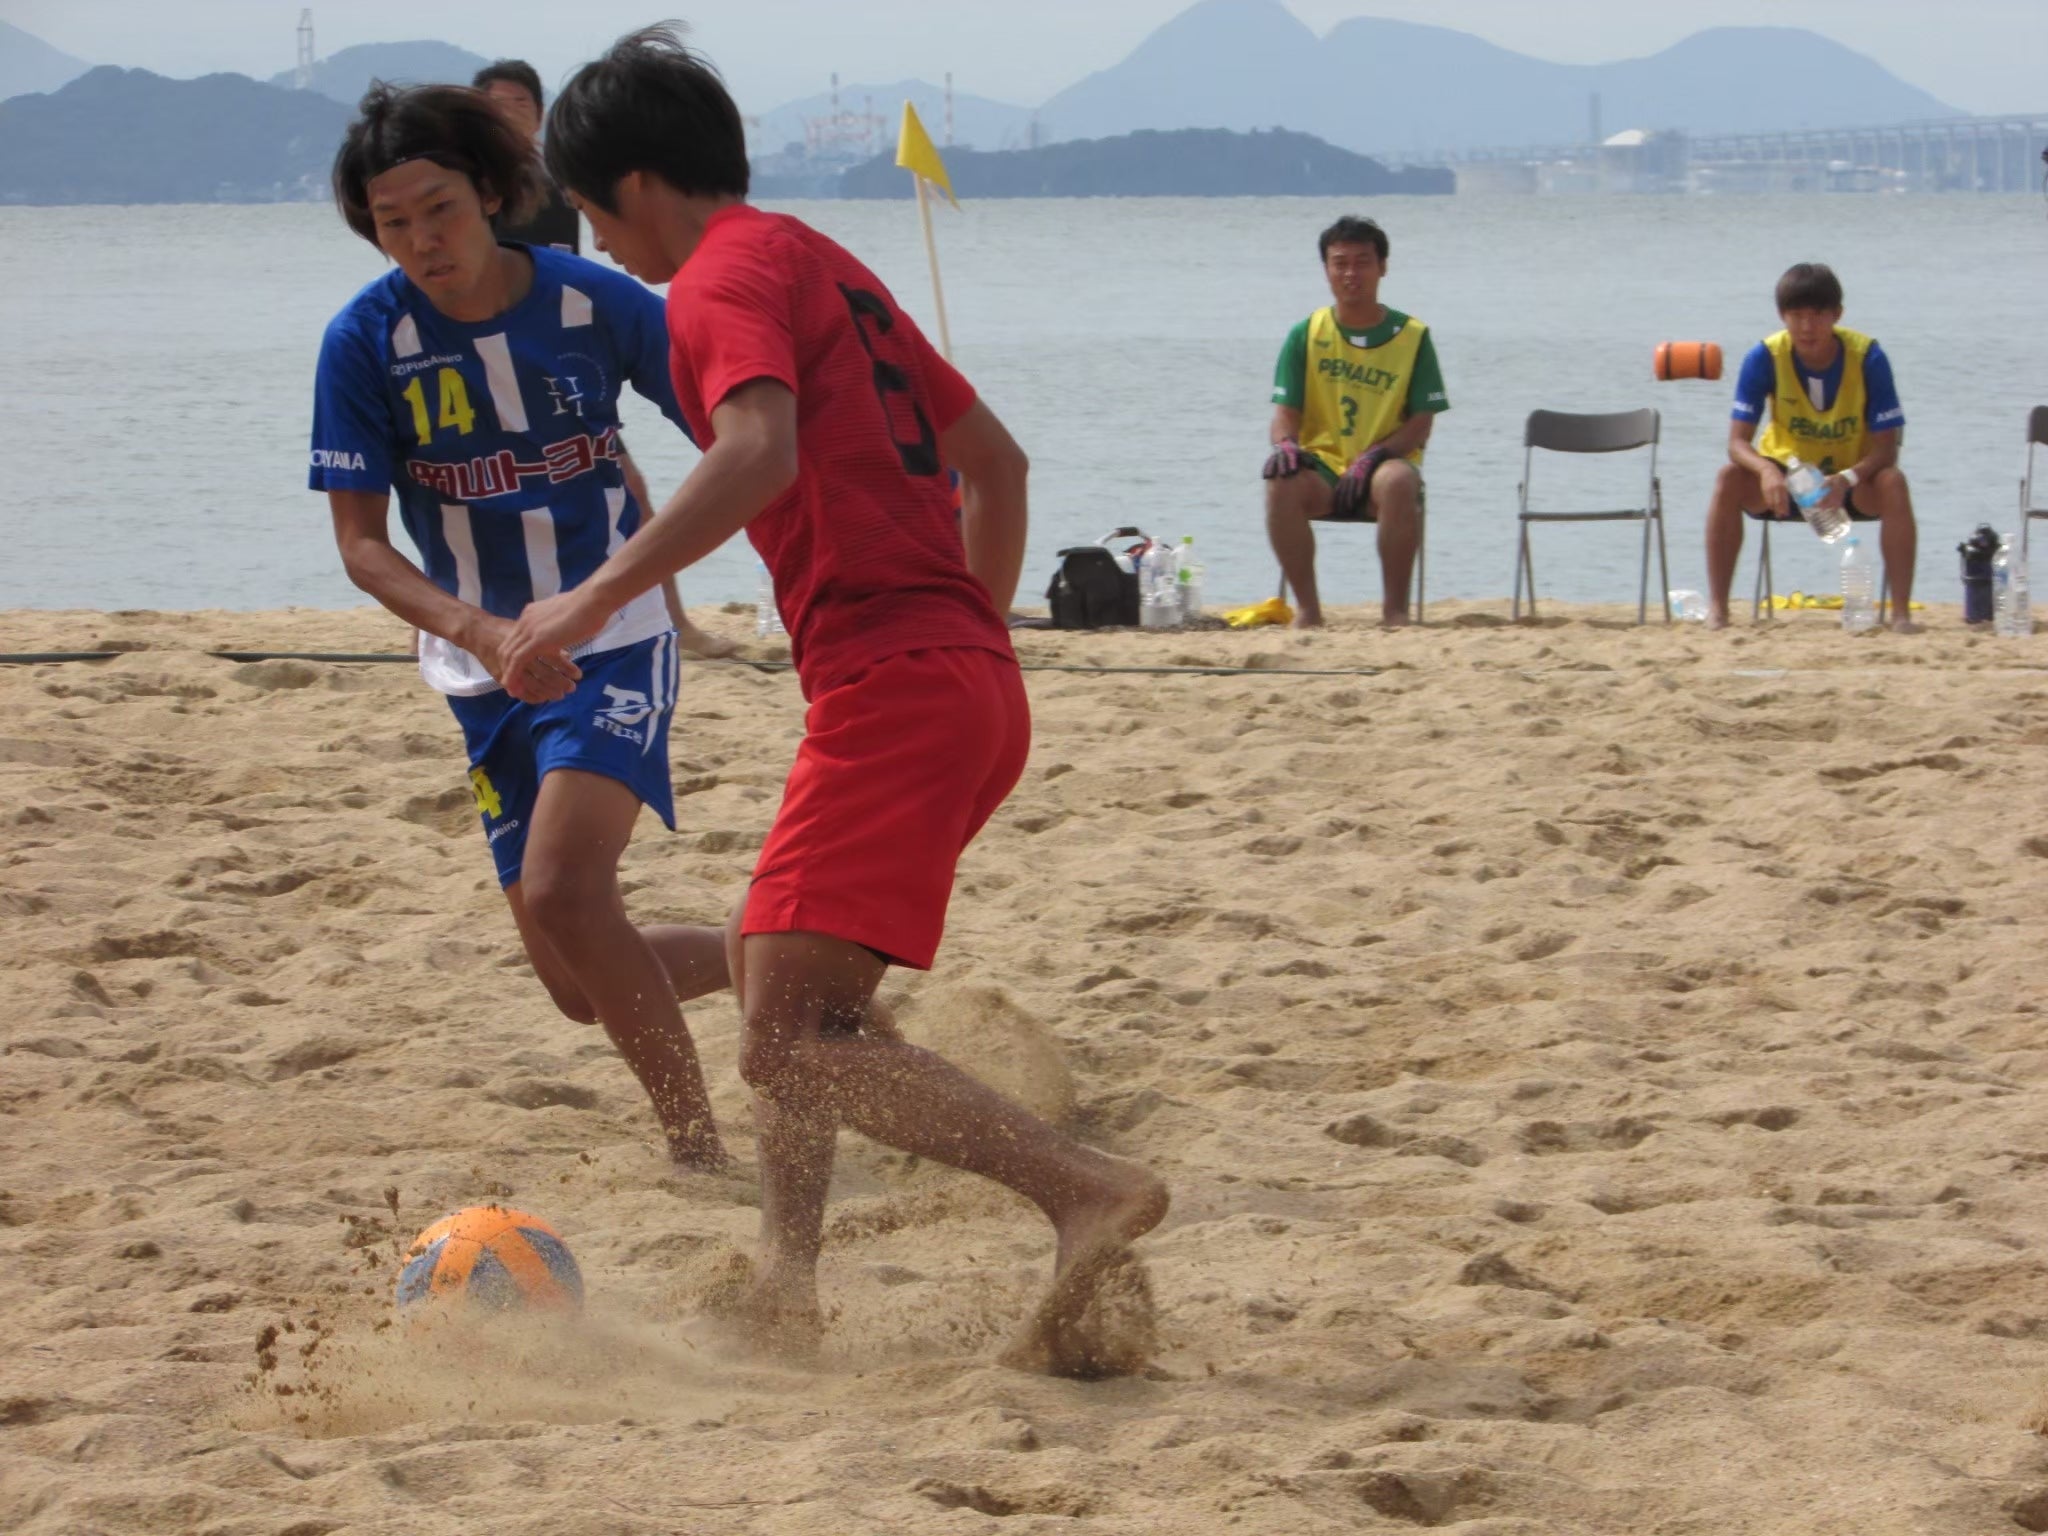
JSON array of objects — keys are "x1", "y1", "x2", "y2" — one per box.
[{"x1": 4, "y1": 599, "x2": 2048, "y2": 1535}]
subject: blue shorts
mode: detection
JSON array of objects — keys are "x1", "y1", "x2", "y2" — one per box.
[{"x1": 447, "y1": 634, "x2": 681, "y2": 889}]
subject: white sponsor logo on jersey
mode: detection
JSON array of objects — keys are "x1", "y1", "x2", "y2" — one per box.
[{"x1": 310, "y1": 449, "x2": 369, "y2": 470}]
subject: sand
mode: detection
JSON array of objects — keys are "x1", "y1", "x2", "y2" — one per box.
[{"x1": 4, "y1": 599, "x2": 2048, "y2": 1535}]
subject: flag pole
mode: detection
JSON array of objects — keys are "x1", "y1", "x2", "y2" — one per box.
[{"x1": 913, "y1": 171, "x2": 954, "y2": 361}]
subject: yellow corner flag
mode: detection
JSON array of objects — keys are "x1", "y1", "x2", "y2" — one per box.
[{"x1": 896, "y1": 101, "x2": 958, "y2": 207}]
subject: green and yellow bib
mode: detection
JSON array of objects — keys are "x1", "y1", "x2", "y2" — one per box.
[
  {"x1": 1756, "y1": 326, "x2": 1871, "y2": 476},
  {"x1": 1299, "y1": 306, "x2": 1428, "y2": 476}
]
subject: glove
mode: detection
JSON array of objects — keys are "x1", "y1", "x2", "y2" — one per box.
[
  {"x1": 1333, "y1": 447, "x2": 1388, "y2": 518},
  {"x1": 1261, "y1": 438, "x2": 1305, "y2": 480}
]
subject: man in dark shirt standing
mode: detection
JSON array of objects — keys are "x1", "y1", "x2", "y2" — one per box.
[{"x1": 473, "y1": 60, "x2": 581, "y2": 252}]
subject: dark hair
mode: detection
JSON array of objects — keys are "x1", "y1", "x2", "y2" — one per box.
[
  {"x1": 1775, "y1": 262, "x2": 1844, "y2": 313},
  {"x1": 545, "y1": 22, "x2": 749, "y2": 212},
  {"x1": 1319, "y1": 215, "x2": 1388, "y2": 263},
  {"x1": 473, "y1": 59, "x2": 545, "y2": 113},
  {"x1": 332, "y1": 82, "x2": 545, "y2": 245}
]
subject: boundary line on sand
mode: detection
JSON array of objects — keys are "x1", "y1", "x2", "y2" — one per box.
[{"x1": 3, "y1": 653, "x2": 2045, "y2": 680}]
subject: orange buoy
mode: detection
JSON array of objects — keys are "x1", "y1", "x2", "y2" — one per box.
[{"x1": 1654, "y1": 341, "x2": 1723, "y2": 382}]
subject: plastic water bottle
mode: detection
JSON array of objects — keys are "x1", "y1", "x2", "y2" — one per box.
[
  {"x1": 1994, "y1": 536, "x2": 2034, "y2": 637},
  {"x1": 1177, "y1": 535, "x2": 1204, "y2": 622},
  {"x1": 1666, "y1": 589, "x2": 1707, "y2": 622},
  {"x1": 1140, "y1": 540, "x2": 1180, "y2": 628},
  {"x1": 2011, "y1": 539, "x2": 2034, "y2": 636},
  {"x1": 754, "y1": 559, "x2": 784, "y2": 638},
  {"x1": 1786, "y1": 457, "x2": 1848, "y2": 543},
  {"x1": 1840, "y1": 536, "x2": 1878, "y2": 633}
]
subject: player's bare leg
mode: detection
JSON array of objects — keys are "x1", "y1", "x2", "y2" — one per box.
[
  {"x1": 1267, "y1": 471, "x2": 1332, "y2": 627},
  {"x1": 1864, "y1": 466, "x2": 1920, "y2": 633},
  {"x1": 737, "y1": 930, "x2": 1167, "y2": 1375},
  {"x1": 1704, "y1": 463, "x2": 1762, "y2": 630},
  {"x1": 1373, "y1": 459, "x2": 1421, "y2": 627},
  {"x1": 514, "y1": 769, "x2": 727, "y2": 1169}
]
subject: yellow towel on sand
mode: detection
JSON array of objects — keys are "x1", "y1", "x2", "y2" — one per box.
[
  {"x1": 1771, "y1": 592, "x2": 1926, "y2": 612},
  {"x1": 1223, "y1": 597, "x2": 1293, "y2": 629}
]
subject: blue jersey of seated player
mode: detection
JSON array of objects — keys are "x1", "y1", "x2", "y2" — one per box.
[{"x1": 309, "y1": 244, "x2": 691, "y2": 695}]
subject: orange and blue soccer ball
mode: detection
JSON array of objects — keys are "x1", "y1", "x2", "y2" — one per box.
[{"x1": 395, "y1": 1206, "x2": 584, "y2": 1312}]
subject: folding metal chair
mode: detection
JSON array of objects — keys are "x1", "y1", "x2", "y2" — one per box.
[
  {"x1": 1511, "y1": 408, "x2": 1669, "y2": 624},
  {"x1": 1275, "y1": 486, "x2": 1427, "y2": 621},
  {"x1": 2022, "y1": 406, "x2": 2048, "y2": 560}
]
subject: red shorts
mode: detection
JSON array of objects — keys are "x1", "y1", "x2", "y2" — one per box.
[{"x1": 743, "y1": 646, "x2": 1030, "y2": 970}]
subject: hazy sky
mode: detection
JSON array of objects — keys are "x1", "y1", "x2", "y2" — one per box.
[{"x1": 7, "y1": 0, "x2": 2046, "y2": 116}]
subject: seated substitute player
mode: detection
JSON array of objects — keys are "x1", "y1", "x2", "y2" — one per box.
[
  {"x1": 504, "y1": 26, "x2": 1169, "y2": 1373},
  {"x1": 1263, "y1": 215, "x2": 1448, "y2": 628},
  {"x1": 310, "y1": 83, "x2": 729, "y2": 1168},
  {"x1": 1703, "y1": 261, "x2": 1918, "y2": 632}
]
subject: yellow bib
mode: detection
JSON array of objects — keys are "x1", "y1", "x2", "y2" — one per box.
[
  {"x1": 1756, "y1": 327, "x2": 1871, "y2": 476},
  {"x1": 1299, "y1": 307, "x2": 1427, "y2": 475}
]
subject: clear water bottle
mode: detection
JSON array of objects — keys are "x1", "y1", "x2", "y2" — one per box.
[
  {"x1": 1666, "y1": 589, "x2": 1707, "y2": 622},
  {"x1": 754, "y1": 559, "x2": 784, "y2": 638},
  {"x1": 1840, "y1": 536, "x2": 1878, "y2": 633},
  {"x1": 1994, "y1": 536, "x2": 2033, "y2": 637},
  {"x1": 1786, "y1": 457, "x2": 1848, "y2": 543},
  {"x1": 1140, "y1": 540, "x2": 1180, "y2": 628},
  {"x1": 2012, "y1": 539, "x2": 2034, "y2": 636},
  {"x1": 1177, "y1": 535, "x2": 1203, "y2": 622}
]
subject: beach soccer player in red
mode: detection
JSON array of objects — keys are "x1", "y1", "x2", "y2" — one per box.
[{"x1": 501, "y1": 26, "x2": 1168, "y2": 1373}]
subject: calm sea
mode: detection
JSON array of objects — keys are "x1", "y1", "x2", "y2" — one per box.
[{"x1": 2, "y1": 194, "x2": 2043, "y2": 614}]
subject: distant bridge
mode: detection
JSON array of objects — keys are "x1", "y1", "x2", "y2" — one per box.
[{"x1": 1424, "y1": 113, "x2": 2048, "y2": 194}]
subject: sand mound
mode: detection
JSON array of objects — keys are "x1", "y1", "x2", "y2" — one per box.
[{"x1": 895, "y1": 980, "x2": 1078, "y2": 1125}]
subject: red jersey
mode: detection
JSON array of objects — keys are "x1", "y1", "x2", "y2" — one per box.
[{"x1": 665, "y1": 205, "x2": 1013, "y2": 694}]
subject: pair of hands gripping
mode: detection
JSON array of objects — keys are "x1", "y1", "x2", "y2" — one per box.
[{"x1": 1263, "y1": 437, "x2": 1387, "y2": 519}]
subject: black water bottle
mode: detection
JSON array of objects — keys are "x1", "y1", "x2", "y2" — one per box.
[{"x1": 1959, "y1": 525, "x2": 2000, "y2": 625}]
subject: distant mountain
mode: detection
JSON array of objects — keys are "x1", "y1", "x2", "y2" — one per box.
[
  {"x1": 0, "y1": 67, "x2": 348, "y2": 204},
  {"x1": 837, "y1": 126, "x2": 1450, "y2": 199},
  {"x1": 270, "y1": 40, "x2": 493, "y2": 108},
  {"x1": 748, "y1": 78, "x2": 1034, "y2": 159},
  {"x1": 0, "y1": 21, "x2": 91, "y2": 101},
  {"x1": 1042, "y1": 0, "x2": 1960, "y2": 157}
]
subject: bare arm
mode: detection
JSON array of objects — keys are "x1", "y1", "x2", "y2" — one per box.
[
  {"x1": 327, "y1": 490, "x2": 577, "y2": 699},
  {"x1": 943, "y1": 399, "x2": 1029, "y2": 616},
  {"x1": 499, "y1": 379, "x2": 797, "y2": 680},
  {"x1": 1725, "y1": 418, "x2": 1792, "y2": 517},
  {"x1": 616, "y1": 440, "x2": 689, "y2": 629},
  {"x1": 1848, "y1": 429, "x2": 1901, "y2": 483},
  {"x1": 1372, "y1": 411, "x2": 1434, "y2": 461},
  {"x1": 1269, "y1": 404, "x2": 1303, "y2": 446}
]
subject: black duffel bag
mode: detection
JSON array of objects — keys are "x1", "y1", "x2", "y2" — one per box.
[{"x1": 1046, "y1": 526, "x2": 1145, "y2": 629}]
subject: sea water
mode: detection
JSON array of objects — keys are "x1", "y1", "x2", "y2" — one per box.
[{"x1": 1, "y1": 195, "x2": 2043, "y2": 613}]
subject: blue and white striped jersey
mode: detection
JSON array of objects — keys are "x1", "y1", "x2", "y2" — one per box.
[{"x1": 309, "y1": 245, "x2": 690, "y2": 695}]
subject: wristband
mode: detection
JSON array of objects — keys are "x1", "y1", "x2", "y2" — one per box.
[{"x1": 1838, "y1": 468, "x2": 1860, "y2": 489}]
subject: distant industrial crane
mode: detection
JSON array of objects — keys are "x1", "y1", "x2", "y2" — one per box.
[{"x1": 295, "y1": 9, "x2": 316, "y2": 91}]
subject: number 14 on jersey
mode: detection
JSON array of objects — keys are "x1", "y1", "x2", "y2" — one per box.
[{"x1": 401, "y1": 367, "x2": 477, "y2": 445}]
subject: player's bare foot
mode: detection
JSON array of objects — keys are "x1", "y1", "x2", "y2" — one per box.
[
  {"x1": 663, "y1": 1121, "x2": 732, "y2": 1173},
  {"x1": 675, "y1": 620, "x2": 739, "y2": 660},
  {"x1": 1707, "y1": 607, "x2": 1732, "y2": 631},
  {"x1": 1000, "y1": 1158, "x2": 1168, "y2": 1379},
  {"x1": 1889, "y1": 617, "x2": 1922, "y2": 635},
  {"x1": 697, "y1": 1249, "x2": 824, "y2": 1362},
  {"x1": 1290, "y1": 611, "x2": 1325, "y2": 630},
  {"x1": 1380, "y1": 610, "x2": 1412, "y2": 629}
]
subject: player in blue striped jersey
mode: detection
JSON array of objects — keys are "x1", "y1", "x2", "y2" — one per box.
[{"x1": 310, "y1": 82, "x2": 728, "y2": 1167}]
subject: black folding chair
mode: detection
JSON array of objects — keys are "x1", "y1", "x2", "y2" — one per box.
[
  {"x1": 2022, "y1": 406, "x2": 2048, "y2": 560},
  {"x1": 1511, "y1": 408, "x2": 1669, "y2": 624}
]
